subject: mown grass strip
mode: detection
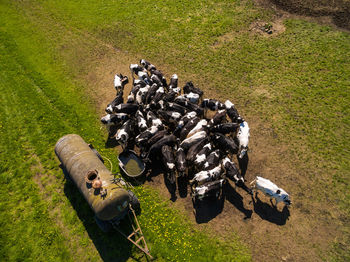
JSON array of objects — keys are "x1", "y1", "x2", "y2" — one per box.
[{"x1": 0, "y1": 1, "x2": 251, "y2": 261}]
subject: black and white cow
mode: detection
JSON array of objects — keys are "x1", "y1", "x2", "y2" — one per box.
[
  {"x1": 186, "y1": 137, "x2": 209, "y2": 163},
  {"x1": 166, "y1": 102, "x2": 187, "y2": 116},
  {"x1": 115, "y1": 119, "x2": 136, "y2": 148},
  {"x1": 184, "y1": 92, "x2": 200, "y2": 104},
  {"x1": 145, "y1": 83, "x2": 159, "y2": 104},
  {"x1": 146, "y1": 110, "x2": 163, "y2": 128},
  {"x1": 202, "y1": 149, "x2": 222, "y2": 171},
  {"x1": 187, "y1": 119, "x2": 208, "y2": 138},
  {"x1": 158, "y1": 110, "x2": 182, "y2": 126},
  {"x1": 105, "y1": 91, "x2": 124, "y2": 113},
  {"x1": 114, "y1": 74, "x2": 129, "y2": 93},
  {"x1": 208, "y1": 109, "x2": 226, "y2": 127},
  {"x1": 211, "y1": 133, "x2": 239, "y2": 155},
  {"x1": 180, "y1": 131, "x2": 208, "y2": 151},
  {"x1": 192, "y1": 179, "x2": 225, "y2": 200},
  {"x1": 179, "y1": 117, "x2": 201, "y2": 141},
  {"x1": 225, "y1": 100, "x2": 243, "y2": 123},
  {"x1": 189, "y1": 165, "x2": 222, "y2": 186},
  {"x1": 168, "y1": 74, "x2": 178, "y2": 91},
  {"x1": 140, "y1": 59, "x2": 156, "y2": 72},
  {"x1": 210, "y1": 122, "x2": 239, "y2": 135},
  {"x1": 113, "y1": 103, "x2": 139, "y2": 115},
  {"x1": 183, "y1": 81, "x2": 203, "y2": 96},
  {"x1": 135, "y1": 85, "x2": 150, "y2": 104},
  {"x1": 148, "y1": 134, "x2": 177, "y2": 160},
  {"x1": 101, "y1": 113, "x2": 128, "y2": 126},
  {"x1": 175, "y1": 147, "x2": 187, "y2": 177},
  {"x1": 193, "y1": 143, "x2": 212, "y2": 167},
  {"x1": 201, "y1": 99, "x2": 225, "y2": 111},
  {"x1": 161, "y1": 145, "x2": 176, "y2": 184},
  {"x1": 136, "y1": 125, "x2": 161, "y2": 148},
  {"x1": 251, "y1": 176, "x2": 291, "y2": 206},
  {"x1": 222, "y1": 157, "x2": 251, "y2": 194},
  {"x1": 136, "y1": 110, "x2": 148, "y2": 133},
  {"x1": 237, "y1": 121, "x2": 250, "y2": 159}
]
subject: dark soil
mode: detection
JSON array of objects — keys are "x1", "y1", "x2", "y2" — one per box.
[{"x1": 255, "y1": 0, "x2": 350, "y2": 31}]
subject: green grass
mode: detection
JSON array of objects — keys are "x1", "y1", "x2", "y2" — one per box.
[
  {"x1": 0, "y1": 1, "x2": 250, "y2": 261},
  {"x1": 1, "y1": 0, "x2": 350, "y2": 260}
]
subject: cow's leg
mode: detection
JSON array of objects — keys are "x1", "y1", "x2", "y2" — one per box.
[{"x1": 270, "y1": 198, "x2": 277, "y2": 208}]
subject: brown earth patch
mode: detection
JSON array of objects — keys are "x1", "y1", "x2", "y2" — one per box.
[
  {"x1": 254, "y1": 0, "x2": 350, "y2": 32},
  {"x1": 249, "y1": 18, "x2": 286, "y2": 37}
]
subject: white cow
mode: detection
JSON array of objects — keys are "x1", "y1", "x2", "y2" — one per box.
[
  {"x1": 237, "y1": 121, "x2": 250, "y2": 159},
  {"x1": 251, "y1": 176, "x2": 291, "y2": 206}
]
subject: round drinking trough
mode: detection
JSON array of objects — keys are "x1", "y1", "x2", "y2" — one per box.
[{"x1": 118, "y1": 150, "x2": 146, "y2": 179}]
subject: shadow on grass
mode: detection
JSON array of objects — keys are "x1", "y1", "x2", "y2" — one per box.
[
  {"x1": 251, "y1": 193, "x2": 290, "y2": 225},
  {"x1": 63, "y1": 180, "x2": 137, "y2": 262}
]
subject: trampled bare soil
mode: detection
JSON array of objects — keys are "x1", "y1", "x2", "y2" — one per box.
[{"x1": 255, "y1": 0, "x2": 350, "y2": 31}]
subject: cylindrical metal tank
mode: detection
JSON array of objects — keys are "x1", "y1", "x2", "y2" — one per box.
[{"x1": 55, "y1": 134, "x2": 130, "y2": 221}]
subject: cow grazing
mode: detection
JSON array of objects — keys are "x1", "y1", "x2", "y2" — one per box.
[
  {"x1": 225, "y1": 100, "x2": 243, "y2": 123},
  {"x1": 201, "y1": 99, "x2": 225, "y2": 111},
  {"x1": 192, "y1": 179, "x2": 225, "y2": 200},
  {"x1": 183, "y1": 81, "x2": 203, "y2": 96},
  {"x1": 180, "y1": 130, "x2": 207, "y2": 151},
  {"x1": 237, "y1": 121, "x2": 250, "y2": 159},
  {"x1": 146, "y1": 130, "x2": 169, "y2": 151},
  {"x1": 251, "y1": 176, "x2": 291, "y2": 206},
  {"x1": 222, "y1": 157, "x2": 251, "y2": 194},
  {"x1": 114, "y1": 74, "x2": 129, "y2": 93},
  {"x1": 105, "y1": 91, "x2": 124, "y2": 113},
  {"x1": 210, "y1": 122, "x2": 239, "y2": 135},
  {"x1": 114, "y1": 103, "x2": 139, "y2": 115},
  {"x1": 189, "y1": 165, "x2": 222, "y2": 186},
  {"x1": 211, "y1": 133, "x2": 238, "y2": 155},
  {"x1": 161, "y1": 145, "x2": 176, "y2": 184},
  {"x1": 175, "y1": 147, "x2": 187, "y2": 177}
]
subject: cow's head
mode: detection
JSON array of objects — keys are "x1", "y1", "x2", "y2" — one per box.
[
  {"x1": 276, "y1": 189, "x2": 291, "y2": 206},
  {"x1": 238, "y1": 145, "x2": 248, "y2": 159},
  {"x1": 101, "y1": 114, "x2": 112, "y2": 125}
]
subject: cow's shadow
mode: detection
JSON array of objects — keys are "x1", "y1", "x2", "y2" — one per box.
[
  {"x1": 193, "y1": 194, "x2": 225, "y2": 224},
  {"x1": 237, "y1": 153, "x2": 249, "y2": 178},
  {"x1": 62, "y1": 179, "x2": 135, "y2": 262},
  {"x1": 224, "y1": 182, "x2": 253, "y2": 219},
  {"x1": 251, "y1": 194, "x2": 290, "y2": 225}
]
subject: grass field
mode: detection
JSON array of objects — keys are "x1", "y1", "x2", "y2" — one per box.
[{"x1": 0, "y1": 0, "x2": 349, "y2": 261}]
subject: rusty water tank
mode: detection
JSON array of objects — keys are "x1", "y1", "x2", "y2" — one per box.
[{"x1": 55, "y1": 134, "x2": 130, "y2": 221}]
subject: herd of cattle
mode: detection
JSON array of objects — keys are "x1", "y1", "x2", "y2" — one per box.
[{"x1": 100, "y1": 60, "x2": 291, "y2": 207}]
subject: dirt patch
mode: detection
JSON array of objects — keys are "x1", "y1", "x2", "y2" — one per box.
[
  {"x1": 249, "y1": 19, "x2": 286, "y2": 37},
  {"x1": 255, "y1": 0, "x2": 350, "y2": 31}
]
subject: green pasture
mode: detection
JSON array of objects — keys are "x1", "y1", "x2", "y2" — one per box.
[{"x1": 0, "y1": 0, "x2": 349, "y2": 261}]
